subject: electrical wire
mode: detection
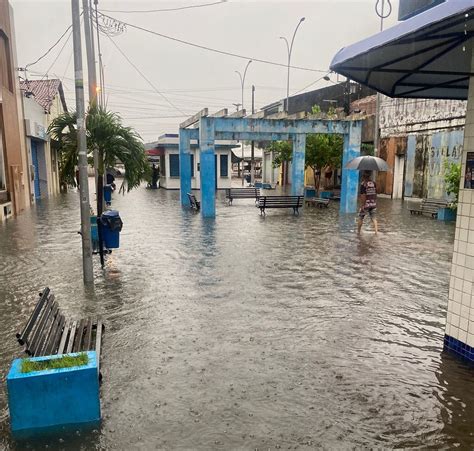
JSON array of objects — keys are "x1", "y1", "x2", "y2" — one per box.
[
  {"x1": 106, "y1": 34, "x2": 186, "y2": 115},
  {"x1": 100, "y1": 0, "x2": 226, "y2": 14},
  {"x1": 291, "y1": 72, "x2": 331, "y2": 96},
  {"x1": 101, "y1": 13, "x2": 327, "y2": 73},
  {"x1": 25, "y1": 23, "x2": 73, "y2": 70}
]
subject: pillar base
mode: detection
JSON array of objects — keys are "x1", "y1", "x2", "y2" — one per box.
[{"x1": 444, "y1": 334, "x2": 474, "y2": 363}]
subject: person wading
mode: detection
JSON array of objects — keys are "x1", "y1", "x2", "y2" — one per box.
[{"x1": 357, "y1": 171, "x2": 378, "y2": 234}]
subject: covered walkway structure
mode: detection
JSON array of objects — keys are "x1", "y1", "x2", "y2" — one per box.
[
  {"x1": 179, "y1": 109, "x2": 362, "y2": 217},
  {"x1": 331, "y1": 0, "x2": 474, "y2": 362}
]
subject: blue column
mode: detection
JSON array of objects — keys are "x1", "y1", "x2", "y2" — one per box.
[
  {"x1": 179, "y1": 128, "x2": 192, "y2": 206},
  {"x1": 340, "y1": 121, "x2": 361, "y2": 213},
  {"x1": 199, "y1": 117, "x2": 216, "y2": 218},
  {"x1": 291, "y1": 134, "x2": 306, "y2": 196}
]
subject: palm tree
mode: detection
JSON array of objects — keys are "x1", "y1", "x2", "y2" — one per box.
[{"x1": 48, "y1": 104, "x2": 149, "y2": 194}]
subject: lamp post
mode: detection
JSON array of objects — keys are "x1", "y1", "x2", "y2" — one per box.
[
  {"x1": 235, "y1": 60, "x2": 252, "y2": 185},
  {"x1": 280, "y1": 17, "x2": 305, "y2": 114}
]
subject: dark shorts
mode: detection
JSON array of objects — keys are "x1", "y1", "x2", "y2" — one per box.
[{"x1": 359, "y1": 207, "x2": 377, "y2": 219}]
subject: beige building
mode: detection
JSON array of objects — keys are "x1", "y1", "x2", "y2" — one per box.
[{"x1": 0, "y1": 0, "x2": 31, "y2": 219}]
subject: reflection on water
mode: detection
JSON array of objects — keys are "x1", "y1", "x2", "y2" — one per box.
[{"x1": 0, "y1": 186, "x2": 472, "y2": 449}]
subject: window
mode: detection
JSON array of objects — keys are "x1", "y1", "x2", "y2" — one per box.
[
  {"x1": 190, "y1": 154, "x2": 194, "y2": 177},
  {"x1": 169, "y1": 154, "x2": 179, "y2": 177},
  {"x1": 220, "y1": 154, "x2": 228, "y2": 177}
]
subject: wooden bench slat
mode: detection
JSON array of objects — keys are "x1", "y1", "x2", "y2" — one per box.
[
  {"x1": 25, "y1": 295, "x2": 54, "y2": 353},
  {"x1": 29, "y1": 300, "x2": 58, "y2": 356},
  {"x1": 16, "y1": 288, "x2": 50, "y2": 345},
  {"x1": 84, "y1": 318, "x2": 93, "y2": 351},
  {"x1": 57, "y1": 319, "x2": 70, "y2": 355},
  {"x1": 95, "y1": 320, "x2": 104, "y2": 374},
  {"x1": 73, "y1": 319, "x2": 86, "y2": 353},
  {"x1": 45, "y1": 314, "x2": 65, "y2": 356},
  {"x1": 66, "y1": 320, "x2": 78, "y2": 354},
  {"x1": 36, "y1": 304, "x2": 60, "y2": 357}
]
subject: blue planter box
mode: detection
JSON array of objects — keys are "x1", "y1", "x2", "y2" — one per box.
[
  {"x1": 320, "y1": 191, "x2": 332, "y2": 199},
  {"x1": 7, "y1": 351, "x2": 100, "y2": 433},
  {"x1": 437, "y1": 207, "x2": 457, "y2": 221},
  {"x1": 305, "y1": 187, "x2": 316, "y2": 198}
]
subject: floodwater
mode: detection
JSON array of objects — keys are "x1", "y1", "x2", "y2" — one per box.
[{"x1": 0, "y1": 184, "x2": 473, "y2": 450}]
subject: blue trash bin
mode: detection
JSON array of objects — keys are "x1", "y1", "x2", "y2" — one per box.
[
  {"x1": 100, "y1": 210, "x2": 123, "y2": 249},
  {"x1": 104, "y1": 185, "x2": 113, "y2": 204}
]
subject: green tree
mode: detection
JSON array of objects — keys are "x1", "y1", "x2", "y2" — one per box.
[
  {"x1": 48, "y1": 104, "x2": 149, "y2": 193},
  {"x1": 444, "y1": 161, "x2": 461, "y2": 209}
]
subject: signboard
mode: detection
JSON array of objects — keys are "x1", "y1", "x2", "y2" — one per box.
[
  {"x1": 398, "y1": 0, "x2": 445, "y2": 21},
  {"x1": 464, "y1": 152, "x2": 474, "y2": 189}
]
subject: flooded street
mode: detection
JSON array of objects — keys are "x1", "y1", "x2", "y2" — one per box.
[{"x1": 1, "y1": 185, "x2": 473, "y2": 449}]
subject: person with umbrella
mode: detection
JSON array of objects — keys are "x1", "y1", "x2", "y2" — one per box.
[
  {"x1": 345, "y1": 156, "x2": 389, "y2": 235},
  {"x1": 357, "y1": 171, "x2": 378, "y2": 234}
]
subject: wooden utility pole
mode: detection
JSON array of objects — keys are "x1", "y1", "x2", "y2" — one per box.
[{"x1": 71, "y1": 0, "x2": 94, "y2": 283}]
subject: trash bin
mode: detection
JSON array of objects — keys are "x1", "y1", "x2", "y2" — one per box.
[
  {"x1": 100, "y1": 210, "x2": 123, "y2": 249},
  {"x1": 104, "y1": 185, "x2": 113, "y2": 204}
]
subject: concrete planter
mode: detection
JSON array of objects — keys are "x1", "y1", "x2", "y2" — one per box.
[
  {"x1": 319, "y1": 191, "x2": 333, "y2": 199},
  {"x1": 437, "y1": 207, "x2": 457, "y2": 221},
  {"x1": 7, "y1": 351, "x2": 100, "y2": 433}
]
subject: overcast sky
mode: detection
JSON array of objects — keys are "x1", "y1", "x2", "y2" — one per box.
[{"x1": 11, "y1": 0, "x2": 399, "y2": 142}]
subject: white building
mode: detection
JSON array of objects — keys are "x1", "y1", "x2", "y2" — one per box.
[{"x1": 145, "y1": 134, "x2": 239, "y2": 190}]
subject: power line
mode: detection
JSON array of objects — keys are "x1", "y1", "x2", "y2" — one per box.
[
  {"x1": 101, "y1": 0, "x2": 226, "y2": 14},
  {"x1": 291, "y1": 72, "x2": 331, "y2": 96},
  {"x1": 25, "y1": 23, "x2": 73, "y2": 70},
  {"x1": 105, "y1": 34, "x2": 186, "y2": 115},
  {"x1": 101, "y1": 13, "x2": 328, "y2": 73}
]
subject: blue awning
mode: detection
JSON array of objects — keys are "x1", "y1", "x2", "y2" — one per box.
[{"x1": 330, "y1": 0, "x2": 474, "y2": 100}]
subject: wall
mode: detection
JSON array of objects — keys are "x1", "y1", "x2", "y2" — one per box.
[
  {"x1": 0, "y1": 2, "x2": 31, "y2": 214},
  {"x1": 378, "y1": 96, "x2": 467, "y2": 199}
]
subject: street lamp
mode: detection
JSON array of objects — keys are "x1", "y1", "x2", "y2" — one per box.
[
  {"x1": 235, "y1": 59, "x2": 252, "y2": 111},
  {"x1": 235, "y1": 60, "x2": 252, "y2": 185},
  {"x1": 280, "y1": 17, "x2": 305, "y2": 113}
]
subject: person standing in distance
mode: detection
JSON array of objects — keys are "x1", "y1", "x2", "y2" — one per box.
[{"x1": 357, "y1": 171, "x2": 378, "y2": 234}]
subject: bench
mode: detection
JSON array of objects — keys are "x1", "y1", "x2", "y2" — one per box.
[
  {"x1": 16, "y1": 288, "x2": 105, "y2": 375},
  {"x1": 258, "y1": 195, "x2": 303, "y2": 215},
  {"x1": 409, "y1": 198, "x2": 449, "y2": 218},
  {"x1": 187, "y1": 192, "x2": 200, "y2": 211},
  {"x1": 226, "y1": 188, "x2": 261, "y2": 205},
  {"x1": 305, "y1": 197, "x2": 330, "y2": 208}
]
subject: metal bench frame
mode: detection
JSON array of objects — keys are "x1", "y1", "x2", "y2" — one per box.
[
  {"x1": 409, "y1": 198, "x2": 449, "y2": 218},
  {"x1": 226, "y1": 188, "x2": 261, "y2": 205},
  {"x1": 187, "y1": 192, "x2": 200, "y2": 211},
  {"x1": 305, "y1": 197, "x2": 330, "y2": 208},
  {"x1": 258, "y1": 195, "x2": 303, "y2": 216}
]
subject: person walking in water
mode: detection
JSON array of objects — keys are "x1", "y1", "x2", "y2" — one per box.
[{"x1": 357, "y1": 171, "x2": 378, "y2": 234}]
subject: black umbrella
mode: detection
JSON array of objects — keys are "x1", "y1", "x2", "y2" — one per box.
[{"x1": 345, "y1": 156, "x2": 390, "y2": 171}]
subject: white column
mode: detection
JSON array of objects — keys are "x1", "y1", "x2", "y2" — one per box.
[{"x1": 445, "y1": 47, "x2": 474, "y2": 360}]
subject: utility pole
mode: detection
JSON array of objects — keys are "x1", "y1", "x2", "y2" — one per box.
[
  {"x1": 83, "y1": 0, "x2": 105, "y2": 268},
  {"x1": 72, "y1": 0, "x2": 94, "y2": 283},
  {"x1": 250, "y1": 85, "x2": 255, "y2": 184}
]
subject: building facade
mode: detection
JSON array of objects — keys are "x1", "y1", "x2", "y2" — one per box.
[
  {"x1": 0, "y1": 1, "x2": 31, "y2": 219},
  {"x1": 146, "y1": 134, "x2": 237, "y2": 190},
  {"x1": 20, "y1": 79, "x2": 67, "y2": 199},
  {"x1": 377, "y1": 96, "x2": 466, "y2": 200}
]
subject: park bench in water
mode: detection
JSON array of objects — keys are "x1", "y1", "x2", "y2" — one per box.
[
  {"x1": 258, "y1": 195, "x2": 303, "y2": 216},
  {"x1": 187, "y1": 192, "x2": 200, "y2": 211},
  {"x1": 16, "y1": 288, "x2": 104, "y2": 375},
  {"x1": 305, "y1": 197, "x2": 330, "y2": 208},
  {"x1": 226, "y1": 188, "x2": 260, "y2": 205},
  {"x1": 409, "y1": 198, "x2": 449, "y2": 218}
]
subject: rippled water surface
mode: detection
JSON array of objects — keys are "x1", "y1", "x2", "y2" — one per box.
[{"x1": 1, "y1": 184, "x2": 473, "y2": 450}]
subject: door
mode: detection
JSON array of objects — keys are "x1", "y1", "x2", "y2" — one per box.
[
  {"x1": 31, "y1": 140, "x2": 41, "y2": 199},
  {"x1": 392, "y1": 154, "x2": 405, "y2": 199}
]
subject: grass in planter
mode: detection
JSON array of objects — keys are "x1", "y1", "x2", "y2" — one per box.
[{"x1": 21, "y1": 353, "x2": 89, "y2": 373}]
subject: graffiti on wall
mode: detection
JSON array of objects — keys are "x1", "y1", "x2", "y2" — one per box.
[{"x1": 404, "y1": 129, "x2": 464, "y2": 199}]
